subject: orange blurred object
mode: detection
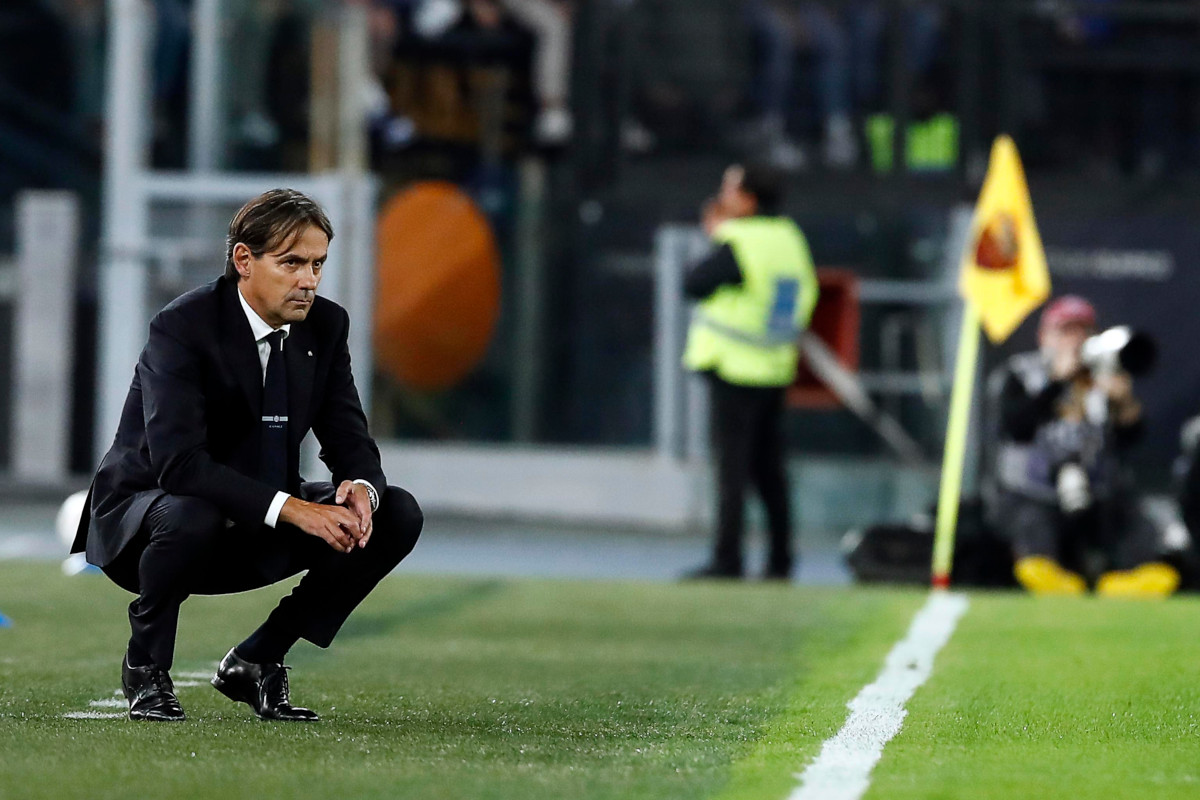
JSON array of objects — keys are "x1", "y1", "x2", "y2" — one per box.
[{"x1": 374, "y1": 181, "x2": 502, "y2": 391}]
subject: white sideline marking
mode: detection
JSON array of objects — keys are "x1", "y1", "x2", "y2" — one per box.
[
  {"x1": 64, "y1": 667, "x2": 216, "y2": 719},
  {"x1": 88, "y1": 698, "x2": 125, "y2": 709},
  {"x1": 789, "y1": 591, "x2": 969, "y2": 800}
]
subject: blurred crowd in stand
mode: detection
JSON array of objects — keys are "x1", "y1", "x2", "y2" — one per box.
[
  {"x1": 7, "y1": 0, "x2": 1200, "y2": 189},
  {"x1": 0, "y1": 0, "x2": 573, "y2": 179},
  {"x1": 632, "y1": 0, "x2": 946, "y2": 172},
  {"x1": 1030, "y1": 0, "x2": 1200, "y2": 181},
  {"x1": 0, "y1": 0, "x2": 104, "y2": 222},
  {"x1": 622, "y1": 0, "x2": 1200, "y2": 178}
]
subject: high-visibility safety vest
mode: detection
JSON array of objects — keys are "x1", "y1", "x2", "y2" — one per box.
[{"x1": 683, "y1": 216, "x2": 819, "y2": 387}]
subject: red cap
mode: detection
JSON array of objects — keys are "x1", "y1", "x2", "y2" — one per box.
[{"x1": 1039, "y1": 295, "x2": 1096, "y2": 333}]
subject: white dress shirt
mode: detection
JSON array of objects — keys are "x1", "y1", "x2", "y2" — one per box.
[{"x1": 237, "y1": 288, "x2": 377, "y2": 527}]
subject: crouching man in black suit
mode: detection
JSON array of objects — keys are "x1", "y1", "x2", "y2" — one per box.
[{"x1": 72, "y1": 189, "x2": 423, "y2": 721}]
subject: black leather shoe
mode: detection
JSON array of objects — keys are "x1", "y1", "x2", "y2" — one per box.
[
  {"x1": 212, "y1": 648, "x2": 319, "y2": 721},
  {"x1": 122, "y1": 655, "x2": 185, "y2": 721},
  {"x1": 681, "y1": 563, "x2": 744, "y2": 581}
]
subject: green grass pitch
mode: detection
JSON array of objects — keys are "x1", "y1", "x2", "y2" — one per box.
[{"x1": 0, "y1": 562, "x2": 1197, "y2": 799}]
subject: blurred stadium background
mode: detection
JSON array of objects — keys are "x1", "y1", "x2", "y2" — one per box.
[
  {"x1": 3, "y1": 0, "x2": 1200, "y2": 573},
  {"x1": 5, "y1": 2, "x2": 1200, "y2": 798}
]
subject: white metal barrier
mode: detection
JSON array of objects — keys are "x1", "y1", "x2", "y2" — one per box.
[
  {"x1": 653, "y1": 226, "x2": 713, "y2": 463},
  {"x1": 98, "y1": 0, "x2": 377, "y2": 465},
  {"x1": 13, "y1": 192, "x2": 79, "y2": 482}
]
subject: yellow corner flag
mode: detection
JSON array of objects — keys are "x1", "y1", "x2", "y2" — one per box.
[
  {"x1": 959, "y1": 135, "x2": 1051, "y2": 344},
  {"x1": 932, "y1": 135, "x2": 1051, "y2": 589}
]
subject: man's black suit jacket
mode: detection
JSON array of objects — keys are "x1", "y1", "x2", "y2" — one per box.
[{"x1": 72, "y1": 276, "x2": 387, "y2": 569}]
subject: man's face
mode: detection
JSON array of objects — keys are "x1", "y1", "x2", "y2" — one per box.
[
  {"x1": 1040, "y1": 320, "x2": 1093, "y2": 361},
  {"x1": 234, "y1": 224, "x2": 328, "y2": 328}
]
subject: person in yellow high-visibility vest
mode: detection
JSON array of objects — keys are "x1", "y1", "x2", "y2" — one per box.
[{"x1": 682, "y1": 164, "x2": 819, "y2": 580}]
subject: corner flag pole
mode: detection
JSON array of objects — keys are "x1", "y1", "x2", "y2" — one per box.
[
  {"x1": 931, "y1": 301, "x2": 981, "y2": 589},
  {"x1": 932, "y1": 135, "x2": 1050, "y2": 589}
]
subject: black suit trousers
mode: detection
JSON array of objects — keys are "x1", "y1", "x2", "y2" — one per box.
[
  {"x1": 708, "y1": 375, "x2": 793, "y2": 574},
  {"x1": 102, "y1": 483, "x2": 423, "y2": 670}
]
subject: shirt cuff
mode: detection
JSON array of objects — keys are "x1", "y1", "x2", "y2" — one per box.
[
  {"x1": 352, "y1": 479, "x2": 380, "y2": 512},
  {"x1": 264, "y1": 491, "x2": 290, "y2": 528}
]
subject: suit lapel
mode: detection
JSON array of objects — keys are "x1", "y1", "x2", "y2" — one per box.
[
  {"x1": 285, "y1": 321, "x2": 316, "y2": 443},
  {"x1": 219, "y1": 280, "x2": 264, "y2": 422}
]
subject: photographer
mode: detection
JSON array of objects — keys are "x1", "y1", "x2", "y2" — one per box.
[{"x1": 988, "y1": 295, "x2": 1179, "y2": 596}]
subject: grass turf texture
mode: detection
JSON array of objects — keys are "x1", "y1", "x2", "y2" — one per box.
[
  {"x1": 1, "y1": 565, "x2": 1198, "y2": 799},
  {"x1": 868, "y1": 593, "x2": 1200, "y2": 799},
  {"x1": 0, "y1": 562, "x2": 918, "y2": 800}
]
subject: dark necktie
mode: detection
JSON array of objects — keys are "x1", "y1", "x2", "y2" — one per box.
[{"x1": 259, "y1": 330, "x2": 288, "y2": 490}]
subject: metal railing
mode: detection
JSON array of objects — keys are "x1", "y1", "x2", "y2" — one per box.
[
  {"x1": 652, "y1": 210, "x2": 973, "y2": 465},
  {"x1": 97, "y1": 0, "x2": 378, "y2": 468}
]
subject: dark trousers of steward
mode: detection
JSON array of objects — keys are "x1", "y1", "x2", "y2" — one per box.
[
  {"x1": 708, "y1": 374, "x2": 793, "y2": 575},
  {"x1": 102, "y1": 482, "x2": 423, "y2": 670}
]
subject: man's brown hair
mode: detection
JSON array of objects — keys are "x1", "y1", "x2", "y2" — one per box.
[{"x1": 225, "y1": 189, "x2": 335, "y2": 280}]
